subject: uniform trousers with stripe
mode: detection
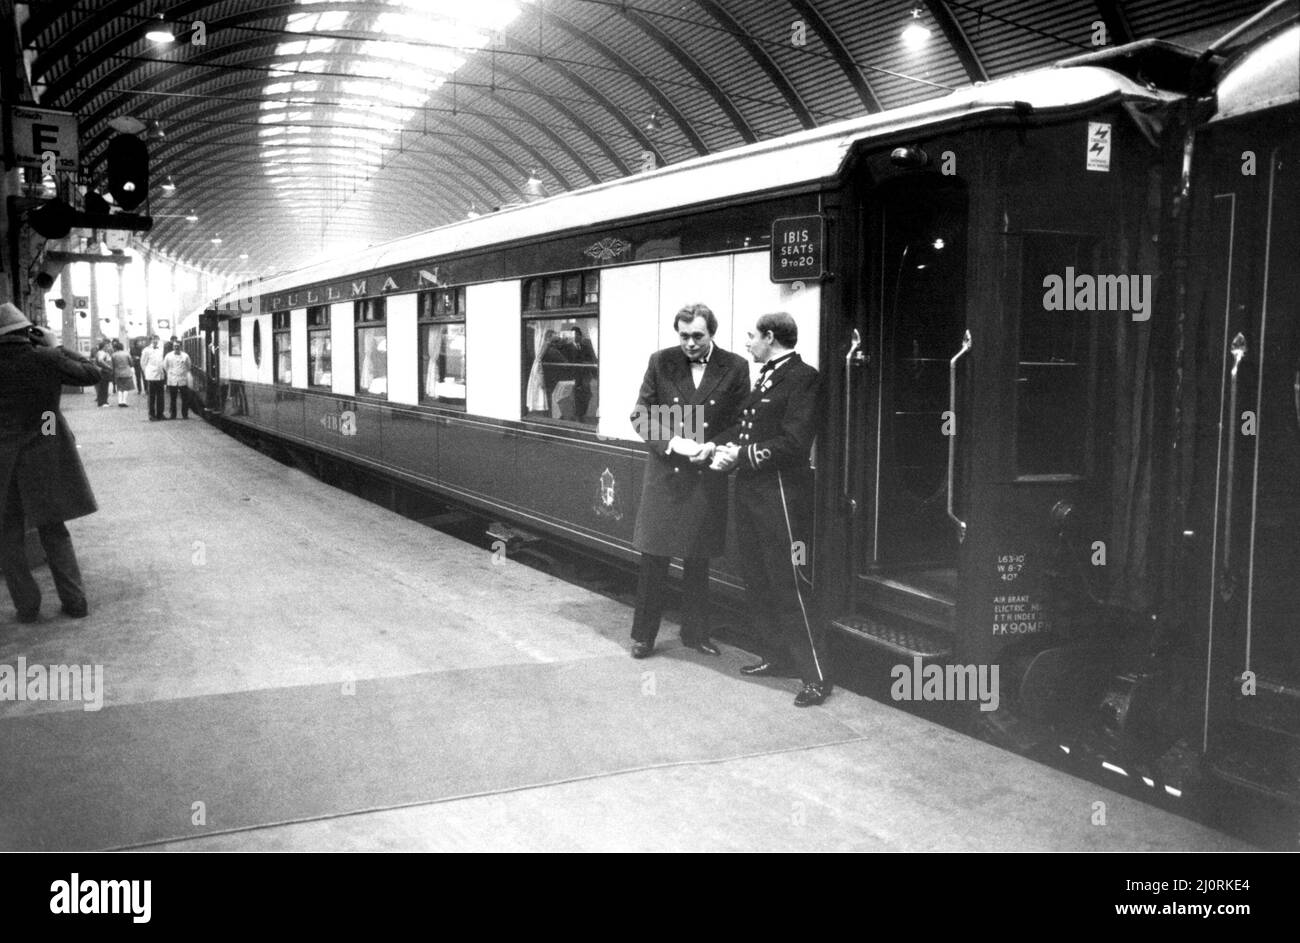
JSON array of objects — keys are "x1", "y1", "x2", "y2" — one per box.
[{"x1": 733, "y1": 468, "x2": 826, "y2": 684}]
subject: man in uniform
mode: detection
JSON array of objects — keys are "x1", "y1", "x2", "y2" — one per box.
[
  {"x1": 140, "y1": 334, "x2": 166, "y2": 421},
  {"x1": 712, "y1": 311, "x2": 830, "y2": 706},
  {"x1": 163, "y1": 339, "x2": 192, "y2": 419},
  {"x1": 629, "y1": 303, "x2": 750, "y2": 658},
  {"x1": 0, "y1": 303, "x2": 104, "y2": 621}
]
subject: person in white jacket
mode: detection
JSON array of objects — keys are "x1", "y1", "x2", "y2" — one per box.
[
  {"x1": 139, "y1": 335, "x2": 167, "y2": 421},
  {"x1": 162, "y1": 340, "x2": 192, "y2": 419}
]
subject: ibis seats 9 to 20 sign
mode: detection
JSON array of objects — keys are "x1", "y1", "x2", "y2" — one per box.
[{"x1": 770, "y1": 215, "x2": 825, "y2": 283}]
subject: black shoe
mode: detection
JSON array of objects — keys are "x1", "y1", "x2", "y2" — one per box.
[
  {"x1": 61, "y1": 603, "x2": 88, "y2": 618},
  {"x1": 683, "y1": 639, "x2": 720, "y2": 656},
  {"x1": 740, "y1": 660, "x2": 787, "y2": 677},
  {"x1": 794, "y1": 682, "x2": 831, "y2": 707},
  {"x1": 16, "y1": 609, "x2": 39, "y2": 624},
  {"x1": 631, "y1": 641, "x2": 654, "y2": 659}
]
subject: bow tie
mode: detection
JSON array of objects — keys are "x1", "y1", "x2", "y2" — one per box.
[
  {"x1": 761, "y1": 354, "x2": 793, "y2": 374},
  {"x1": 688, "y1": 352, "x2": 710, "y2": 366}
]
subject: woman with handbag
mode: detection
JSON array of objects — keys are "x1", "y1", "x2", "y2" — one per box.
[{"x1": 111, "y1": 339, "x2": 134, "y2": 407}]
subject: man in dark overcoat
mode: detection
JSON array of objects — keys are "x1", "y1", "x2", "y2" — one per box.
[
  {"x1": 629, "y1": 303, "x2": 750, "y2": 658},
  {"x1": 0, "y1": 303, "x2": 104, "y2": 621},
  {"x1": 712, "y1": 311, "x2": 831, "y2": 706}
]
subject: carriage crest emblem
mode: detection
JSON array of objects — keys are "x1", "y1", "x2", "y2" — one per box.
[{"x1": 594, "y1": 467, "x2": 623, "y2": 521}]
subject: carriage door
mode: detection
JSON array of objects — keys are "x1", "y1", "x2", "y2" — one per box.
[
  {"x1": 853, "y1": 177, "x2": 968, "y2": 647},
  {"x1": 1203, "y1": 128, "x2": 1300, "y2": 759},
  {"x1": 199, "y1": 310, "x2": 220, "y2": 411}
]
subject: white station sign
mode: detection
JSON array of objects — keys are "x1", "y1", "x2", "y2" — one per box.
[{"x1": 7, "y1": 105, "x2": 79, "y2": 172}]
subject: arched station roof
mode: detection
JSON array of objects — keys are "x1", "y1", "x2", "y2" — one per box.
[{"x1": 17, "y1": 0, "x2": 1270, "y2": 276}]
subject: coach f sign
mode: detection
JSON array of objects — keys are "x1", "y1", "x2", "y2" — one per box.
[{"x1": 50, "y1": 874, "x2": 151, "y2": 923}]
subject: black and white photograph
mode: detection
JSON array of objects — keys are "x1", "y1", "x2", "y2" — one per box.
[{"x1": 0, "y1": 0, "x2": 1295, "y2": 876}]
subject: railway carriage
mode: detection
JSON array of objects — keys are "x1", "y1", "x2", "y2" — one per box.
[{"x1": 203, "y1": 12, "x2": 1299, "y2": 827}]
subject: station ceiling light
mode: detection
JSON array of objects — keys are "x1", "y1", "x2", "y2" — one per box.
[
  {"x1": 145, "y1": 14, "x2": 174, "y2": 44},
  {"x1": 108, "y1": 115, "x2": 146, "y2": 134},
  {"x1": 185, "y1": 210, "x2": 198, "y2": 223},
  {"x1": 901, "y1": 8, "x2": 931, "y2": 50},
  {"x1": 643, "y1": 109, "x2": 663, "y2": 134},
  {"x1": 210, "y1": 234, "x2": 223, "y2": 245},
  {"x1": 161, "y1": 175, "x2": 176, "y2": 194}
]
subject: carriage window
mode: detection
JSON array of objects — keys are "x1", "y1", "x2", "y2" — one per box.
[
  {"x1": 272, "y1": 311, "x2": 291, "y2": 385},
  {"x1": 228, "y1": 318, "x2": 242, "y2": 358},
  {"x1": 543, "y1": 277, "x2": 563, "y2": 310},
  {"x1": 307, "y1": 306, "x2": 331, "y2": 388},
  {"x1": 419, "y1": 287, "x2": 466, "y2": 407},
  {"x1": 1016, "y1": 232, "x2": 1098, "y2": 477},
  {"x1": 355, "y1": 298, "x2": 387, "y2": 398},
  {"x1": 522, "y1": 270, "x2": 599, "y2": 426}
]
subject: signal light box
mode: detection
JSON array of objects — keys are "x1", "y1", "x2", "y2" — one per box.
[{"x1": 770, "y1": 215, "x2": 825, "y2": 282}]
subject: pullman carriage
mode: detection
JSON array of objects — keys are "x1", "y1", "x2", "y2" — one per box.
[{"x1": 205, "y1": 16, "x2": 1299, "y2": 825}]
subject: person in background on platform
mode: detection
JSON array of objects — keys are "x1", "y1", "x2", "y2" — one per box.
[
  {"x1": 163, "y1": 339, "x2": 191, "y2": 420},
  {"x1": 711, "y1": 311, "x2": 831, "y2": 707},
  {"x1": 628, "y1": 303, "x2": 750, "y2": 659},
  {"x1": 0, "y1": 303, "x2": 103, "y2": 622},
  {"x1": 571, "y1": 326, "x2": 596, "y2": 422},
  {"x1": 110, "y1": 339, "x2": 133, "y2": 407},
  {"x1": 539, "y1": 329, "x2": 568, "y2": 415},
  {"x1": 140, "y1": 335, "x2": 166, "y2": 421},
  {"x1": 93, "y1": 340, "x2": 113, "y2": 407},
  {"x1": 131, "y1": 338, "x2": 145, "y2": 394}
]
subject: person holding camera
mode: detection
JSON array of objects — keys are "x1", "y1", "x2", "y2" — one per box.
[{"x1": 0, "y1": 302, "x2": 104, "y2": 621}]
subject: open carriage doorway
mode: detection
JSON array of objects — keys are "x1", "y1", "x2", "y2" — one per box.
[{"x1": 862, "y1": 177, "x2": 969, "y2": 609}]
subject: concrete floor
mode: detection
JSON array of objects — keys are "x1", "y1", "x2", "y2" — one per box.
[{"x1": 0, "y1": 391, "x2": 1251, "y2": 852}]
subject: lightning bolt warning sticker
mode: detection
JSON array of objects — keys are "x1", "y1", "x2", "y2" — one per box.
[{"x1": 1086, "y1": 121, "x2": 1111, "y2": 172}]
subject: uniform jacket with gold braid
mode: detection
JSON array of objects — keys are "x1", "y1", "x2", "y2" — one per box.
[
  {"x1": 630, "y1": 344, "x2": 750, "y2": 557},
  {"x1": 718, "y1": 352, "x2": 821, "y2": 476}
]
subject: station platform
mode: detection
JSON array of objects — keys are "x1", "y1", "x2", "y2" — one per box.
[{"x1": 0, "y1": 390, "x2": 1251, "y2": 852}]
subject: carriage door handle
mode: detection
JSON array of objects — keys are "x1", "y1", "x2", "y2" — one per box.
[
  {"x1": 947, "y1": 330, "x2": 972, "y2": 542},
  {"x1": 1220, "y1": 332, "x2": 1247, "y2": 598},
  {"x1": 842, "y1": 328, "x2": 865, "y2": 512}
]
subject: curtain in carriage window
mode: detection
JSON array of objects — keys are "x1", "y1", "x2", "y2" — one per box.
[
  {"x1": 423, "y1": 322, "x2": 444, "y2": 396},
  {"x1": 525, "y1": 321, "x2": 548, "y2": 413},
  {"x1": 357, "y1": 326, "x2": 387, "y2": 396}
]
